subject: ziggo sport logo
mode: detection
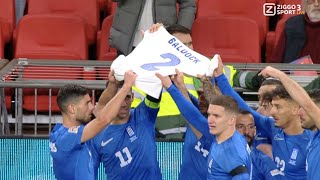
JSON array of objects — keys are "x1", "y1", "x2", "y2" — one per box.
[{"x1": 263, "y1": 3, "x2": 304, "y2": 16}]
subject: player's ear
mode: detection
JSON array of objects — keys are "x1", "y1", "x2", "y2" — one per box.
[
  {"x1": 67, "y1": 103, "x2": 76, "y2": 114},
  {"x1": 290, "y1": 102, "x2": 300, "y2": 116},
  {"x1": 228, "y1": 115, "x2": 237, "y2": 126}
]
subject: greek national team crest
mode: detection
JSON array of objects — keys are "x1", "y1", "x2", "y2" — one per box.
[
  {"x1": 126, "y1": 126, "x2": 138, "y2": 142},
  {"x1": 289, "y1": 148, "x2": 298, "y2": 165}
]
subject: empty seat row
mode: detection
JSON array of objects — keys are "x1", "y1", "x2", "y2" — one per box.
[
  {"x1": 197, "y1": 0, "x2": 268, "y2": 46},
  {"x1": 192, "y1": 16, "x2": 261, "y2": 63},
  {"x1": 15, "y1": 14, "x2": 88, "y2": 60},
  {"x1": 2, "y1": 0, "x2": 307, "y2": 63},
  {"x1": 13, "y1": 14, "x2": 261, "y2": 63},
  {"x1": 0, "y1": 0, "x2": 15, "y2": 44}
]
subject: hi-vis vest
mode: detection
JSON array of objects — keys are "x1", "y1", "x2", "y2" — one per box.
[{"x1": 131, "y1": 65, "x2": 237, "y2": 116}]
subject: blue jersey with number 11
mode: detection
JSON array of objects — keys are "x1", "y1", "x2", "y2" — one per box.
[{"x1": 91, "y1": 100, "x2": 161, "y2": 180}]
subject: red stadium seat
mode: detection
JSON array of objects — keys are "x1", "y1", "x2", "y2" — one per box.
[
  {"x1": 9, "y1": 65, "x2": 96, "y2": 112},
  {"x1": 14, "y1": 14, "x2": 88, "y2": 60},
  {"x1": 27, "y1": 0, "x2": 99, "y2": 45},
  {"x1": 20, "y1": 66, "x2": 88, "y2": 112},
  {"x1": 266, "y1": 18, "x2": 287, "y2": 62},
  {"x1": 97, "y1": 15, "x2": 117, "y2": 61},
  {"x1": 107, "y1": 0, "x2": 117, "y2": 15},
  {"x1": 0, "y1": 27, "x2": 4, "y2": 58},
  {"x1": 192, "y1": 16, "x2": 261, "y2": 63},
  {"x1": 0, "y1": 0, "x2": 15, "y2": 43},
  {"x1": 14, "y1": 14, "x2": 91, "y2": 112},
  {"x1": 98, "y1": 0, "x2": 107, "y2": 12},
  {"x1": 197, "y1": 0, "x2": 268, "y2": 45}
]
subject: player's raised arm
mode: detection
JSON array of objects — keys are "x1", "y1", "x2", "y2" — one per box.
[
  {"x1": 171, "y1": 69, "x2": 203, "y2": 139},
  {"x1": 156, "y1": 72, "x2": 210, "y2": 137},
  {"x1": 213, "y1": 55, "x2": 273, "y2": 139},
  {"x1": 259, "y1": 66, "x2": 320, "y2": 129},
  {"x1": 81, "y1": 70, "x2": 137, "y2": 143},
  {"x1": 93, "y1": 69, "x2": 119, "y2": 118}
]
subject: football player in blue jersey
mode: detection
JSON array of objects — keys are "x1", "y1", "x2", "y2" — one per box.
[
  {"x1": 91, "y1": 70, "x2": 162, "y2": 180},
  {"x1": 299, "y1": 90, "x2": 320, "y2": 132},
  {"x1": 156, "y1": 72, "x2": 251, "y2": 179},
  {"x1": 214, "y1": 57, "x2": 313, "y2": 180},
  {"x1": 259, "y1": 66, "x2": 320, "y2": 180},
  {"x1": 236, "y1": 110, "x2": 256, "y2": 147},
  {"x1": 170, "y1": 69, "x2": 217, "y2": 180},
  {"x1": 236, "y1": 110, "x2": 286, "y2": 180},
  {"x1": 255, "y1": 79, "x2": 282, "y2": 146},
  {"x1": 49, "y1": 70, "x2": 137, "y2": 180}
]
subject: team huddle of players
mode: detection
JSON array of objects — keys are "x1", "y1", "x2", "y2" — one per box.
[
  {"x1": 49, "y1": 24, "x2": 320, "y2": 180},
  {"x1": 49, "y1": 57, "x2": 320, "y2": 180}
]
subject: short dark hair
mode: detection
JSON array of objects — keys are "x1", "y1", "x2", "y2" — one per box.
[
  {"x1": 307, "y1": 89, "x2": 320, "y2": 104},
  {"x1": 239, "y1": 110, "x2": 252, "y2": 116},
  {"x1": 166, "y1": 24, "x2": 191, "y2": 35},
  {"x1": 271, "y1": 85, "x2": 292, "y2": 100},
  {"x1": 209, "y1": 95, "x2": 239, "y2": 114},
  {"x1": 57, "y1": 85, "x2": 88, "y2": 113},
  {"x1": 260, "y1": 91, "x2": 273, "y2": 104},
  {"x1": 261, "y1": 79, "x2": 282, "y2": 87}
]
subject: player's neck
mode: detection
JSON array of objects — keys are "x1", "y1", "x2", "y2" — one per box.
[
  {"x1": 216, "y1": 128, "x2": 235, "y2": 144},
  {"x1": 283, "y1": 120, "x2": 304, "y2": 135},
  {"x1": 63, "y1": 115, "x2": 81, "y2": 128}
]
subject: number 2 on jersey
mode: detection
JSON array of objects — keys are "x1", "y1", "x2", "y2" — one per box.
[
  {"x1": 115, "y1": 147, "x2": 132, "y2": 167},
  {"x1": 140, "y1": 53, "x2": 181, "y2": 71}
]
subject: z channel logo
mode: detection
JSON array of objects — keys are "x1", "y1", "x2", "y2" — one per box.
[
  {"x1": 263, "y1": 3, "x2": 303, "y2": 16},
  {"x1": 263, "y1": 3, "x2": 276, "y2": 16}
]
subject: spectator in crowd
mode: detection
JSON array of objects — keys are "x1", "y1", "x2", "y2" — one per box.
[
  {"x1": 259, "y1": 66, "x2": 320, "y2": 180},
  {"x1": 270, "y1": 0, "x2": 320, "y2": 63},
  {"x1": 215, "y1": 56, "x2": 313, "y2": 180},
  {"x1": 49, "y1": 71, "x2": 136, "y2": 180},
  {"x1": 110, "y1": 0, "x2": 196, "y2": 56}
]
